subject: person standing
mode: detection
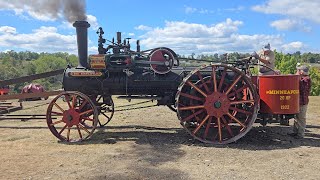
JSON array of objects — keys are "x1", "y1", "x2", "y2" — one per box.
[
  {"x1": 252, "y1": 43, "x2": 276, "y2": 75},
  {"x1": 289, "y1": 64, "x2": 312, "y2": 138}
]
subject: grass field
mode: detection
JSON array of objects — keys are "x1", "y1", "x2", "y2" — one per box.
[{"x1": 0, "y1": 96, "x2": 319, "y2": 179}]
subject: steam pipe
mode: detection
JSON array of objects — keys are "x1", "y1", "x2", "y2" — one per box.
[
  {"x1": 117, "y1": 32, "x2": 121, "y2": 45},
  {"x1": 73, "y1": 21, "x2": 90, "y2": 69},
  {"x1": 137, "y1": 40, "x2": 140, "y2": 52}
]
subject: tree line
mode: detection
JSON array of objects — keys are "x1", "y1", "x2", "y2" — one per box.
[
  {"x1": 1, "y1": 50, "x2": 320, "y2": 95},
  {"x1": 0, "y1": 50, "x2": 78, "y2": 93}
]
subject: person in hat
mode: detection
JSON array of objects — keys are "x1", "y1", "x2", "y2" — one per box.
[
  {"x1": 251, "y1": 43, "x2": 276, "y2": 75},
  {"x1": 289, "y1": 64, "x2": 312, "y2": 138}
]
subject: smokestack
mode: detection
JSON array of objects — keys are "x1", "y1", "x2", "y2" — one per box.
[{"x1": 73, "y1": 21, "x2": 90, "y2": 68}]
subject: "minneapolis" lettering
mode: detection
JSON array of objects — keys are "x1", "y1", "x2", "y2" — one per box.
[{"x1": 266, "y1": 90, "x2": 299, "y2": 95}]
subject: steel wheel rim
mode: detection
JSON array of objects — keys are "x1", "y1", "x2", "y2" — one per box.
[
  {"x1": 46, "y1": 91, "x2": 98, "y2": 142},
  {"x1": 176, "y1": 64, "x2": 259, "y2": 144},
  {"x1": 95, "y1": 95, "x2": 114, "y2": 127}
]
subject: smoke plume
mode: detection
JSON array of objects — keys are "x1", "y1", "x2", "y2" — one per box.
[
  {"x1": 0, "y1": 0, "x2": 87, "y2": 22},
  {"x1": 63, "y1": 0, "x2": 87, "y2": 22}
]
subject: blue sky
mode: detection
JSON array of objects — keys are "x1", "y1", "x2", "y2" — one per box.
[{"x1": 0, "y1": 0, "x2": 319, "y2": 55}]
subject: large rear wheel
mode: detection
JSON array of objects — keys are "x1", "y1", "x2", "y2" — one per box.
[{"x1": 176, "y1": 64, "x2": 259, "y2": 144}]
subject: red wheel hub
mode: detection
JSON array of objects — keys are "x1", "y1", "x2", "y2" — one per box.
[
  {"x1": 204, "y1": 92, "x2": 230, "y2": 118},
  {"x1": 62, "y1": 109, "x2": 81, "y2": 127}
]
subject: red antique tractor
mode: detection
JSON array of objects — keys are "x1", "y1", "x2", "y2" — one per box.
[{"x1": 45, "y1": 21, "x2": 300, "y2": 144}]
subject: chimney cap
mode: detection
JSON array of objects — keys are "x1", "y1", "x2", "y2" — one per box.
[{"x1": 73, "y1": 21, "x2": 90, "y2": 28}]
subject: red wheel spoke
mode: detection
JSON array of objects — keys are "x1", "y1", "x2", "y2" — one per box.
[
  {"x1": 228, "y1": 84, "x2": 249, "y2": 97},
  {"x1": 175, "y1": 64, "x2": 258, "y2": 144},
  {"x1": 78, "y1": 99, "x2": 88, "y2": 110},
  {"x1": 186, "y1": 81, "x2": 207, "y2": 98},
  {"x1": 78, "y1": 123, "x2": 91, "y2": 134},
  {"x1": 229, "y1": 106, "x2": 253, "y2": 115},
  {"x1": 218, "y1": 68, "x2": 227, "y2": 92},
  {"x1": 181, "y1": 109, "x2": 205, "y2": 122},
  {"x1": 180, "y1": 92, "x2": 204, "y2": 102},
  {"x1": 196, "y1": 71, "x2": 210, "y2": 93},
  {"x1": 71, "y1": 95, "x2": 77, "y2": 109},
  {"x1": 178, "y1": 105, "x2": 205, "y2": 111},
  {"x1": 50, "y1": 119, "x2": 64, "y2": 126},
  {"x1": 47, "y1": 92, "x2": 98, "y2": 142},
  {"x1": 227, "y1": 112, "x2": 246, "y2": 128},
  {"x1": 51, "y1": 111, "x2": 63, "y2": 116},
  {"x1": 225, "y1": 75, "x2": 242, "y2": 94},
  {"x1": 221, "y1": 116, "x2": 234, "y2": 137},
  {"x1": 76, "y1": 125, "x2": 83, "y2": 140},
  {"x1": 64, "y1": 94, "x2": 72, "y2": 109},
  {"x1": 217, "y1": 117, "x2": 222, "y2": 142},
  {"x1": 230, "y1": 100, "x2": 255, "y2": 105},
  {"x1": 54, "y1": 102, "x2": 65, "y2": 113},
  {"x1": 211, "y1": 66, "x2": 218, "y2": 92},
  {"x1": 203, "y1": 117, "x2": 212, "y2": 139},
  {"x1": 79, "y1": 109, "x2": 94, "y2": 116},
  {"x1": 192, "y1": 115, "x2": 210, "y2": 135},
  {"x1": 58, "y1": 125, "x2": 67, "y2": 135}
]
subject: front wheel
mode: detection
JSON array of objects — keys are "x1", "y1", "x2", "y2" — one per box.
[{"x1": 46, "y1": 91, "x2": 98, "y2": 142}]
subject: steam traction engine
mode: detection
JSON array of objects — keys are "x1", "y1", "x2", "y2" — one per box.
[{"x1": 46, "y1": 21, "x2": 300, "y2": 144}]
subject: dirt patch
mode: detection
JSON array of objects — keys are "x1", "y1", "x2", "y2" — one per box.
[{"x1": 0, "y1": 97, "x2": 320, "y2": 179}]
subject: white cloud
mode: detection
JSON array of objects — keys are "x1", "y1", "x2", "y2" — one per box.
[
  {"x1": 252, "y1": 0, "x2": 320, "y2": 25},
  {"x1": 142, "y1": 19, "x2": 243, "y2": 39},
  {"x1": 60, "y1": 21, "x2": 74, "y2": 29},
  {"x1": 184, "y1": 5, "x2": 197, "y2": 14},
  {"x1": 32, "y1": 26, "x2": 58, "y2": 33},
  {"x1": 27, "y1": 10, "x2": 60, "y2": 21},
  {"x1": 281, "y1": 41, "x2": 305, "y2": 53},
  {"x1": 138, "y1": 19, "x2": 305, "y2": 54},
  {"x1": 0, "y1": 26, "x2": 77, "y2": 54},
  {"x1": 135, "y1": 25, "x2": 153, "y2": 31},
  {"x1": 87, "y1": 14, "x2": 99, "y2": 30},
  {"x1": 184, "y1": 5, "x2": 244, "y2": 15},
  {"x1": 88, "y1": 46, "x2": 98, "y2": 54},
  {"x1": 128, "y1": 33, "x2": 135, "y2": 36},
  {"x1": 270, "y1": 19, "x2": 311, "y2": 32},
  {"x1": 0, "y1": 26, "x2": 17, "y2": 34},
  {"x1": 0, "y1": 0, "x2": 60, "y2": 21}
]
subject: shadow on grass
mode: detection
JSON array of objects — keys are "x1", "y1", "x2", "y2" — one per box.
[
  {"x1": 306, "y1": 124, "x2": 320, "y2": 129},
  {"x1": 67, "y1": 124, "x2": 320, "y2": 150},
  {"x1": 76, "y1": 125, "x2": 189, "y2": 179},
  {"x1": 1, "y1": 124, "x2": 320, "y2": 150}
]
